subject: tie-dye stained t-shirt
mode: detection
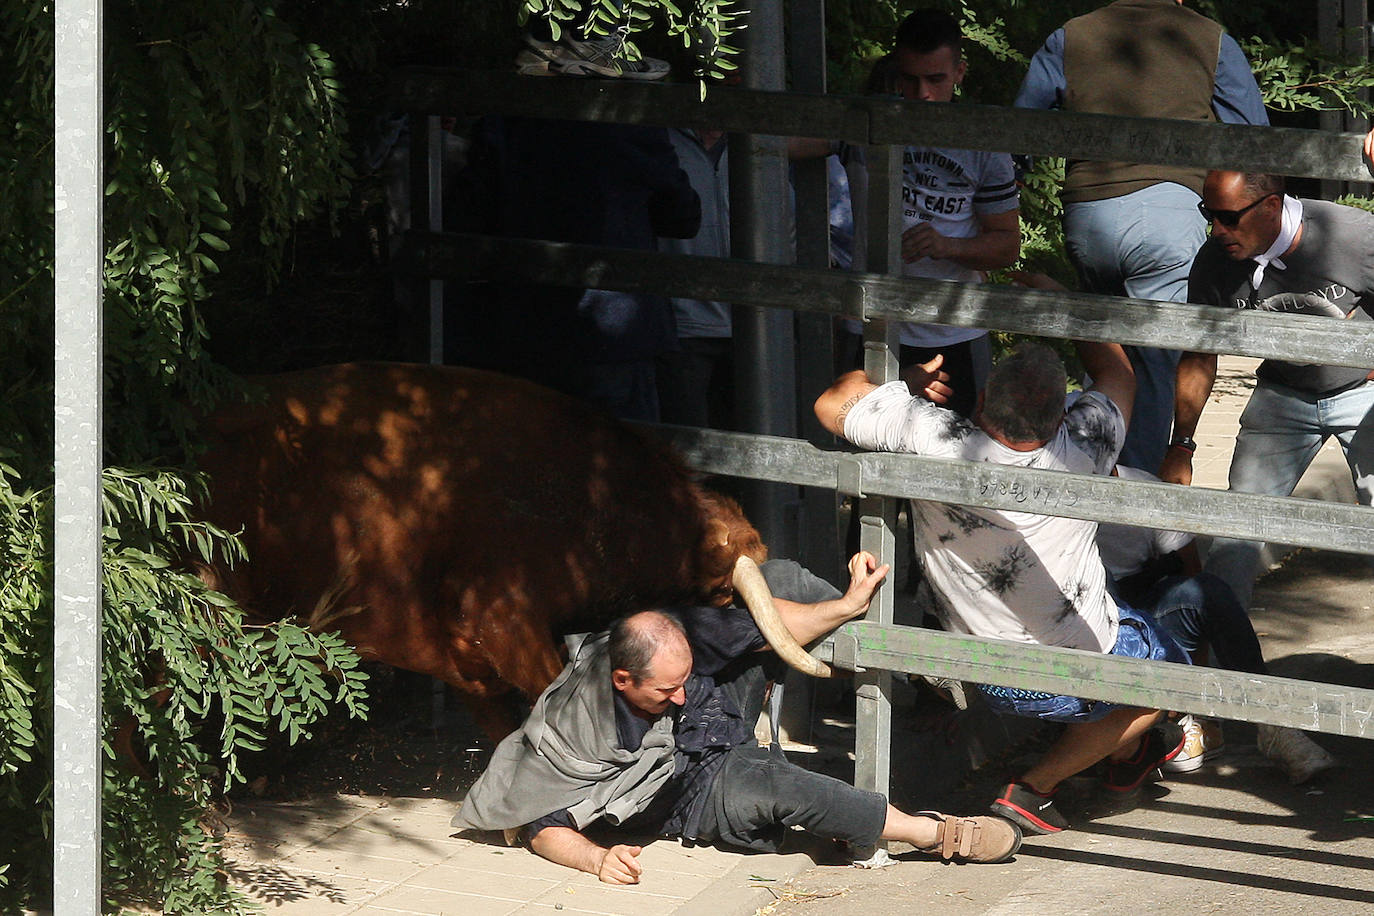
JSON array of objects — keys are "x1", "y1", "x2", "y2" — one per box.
[{"x1": 842, "y1": 383, "x2": 1127, "y2": 652}]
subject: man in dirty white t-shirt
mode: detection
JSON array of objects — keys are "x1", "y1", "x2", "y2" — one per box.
[{"x1": 815, "y1": 335, "x2": 1188, "y2": 836}]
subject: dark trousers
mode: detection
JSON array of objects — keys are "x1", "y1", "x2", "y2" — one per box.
[
  {"x1": 1143, "y1": 573, "x2": 1268, "y2": 675},
  {"x1": 696, "y1": 745, "x2": 887, "y2": 852},
  {"x1": 656, "y1": 337, "x2": 734, "y2": 429}
]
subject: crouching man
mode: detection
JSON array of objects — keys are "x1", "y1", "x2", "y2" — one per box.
[
  {"x1": 451, "y1": 554, "x2": 1021, "y2": 881},
  {"x1": 815, "y1": 331, "x2": 1189, "y2": 835}
]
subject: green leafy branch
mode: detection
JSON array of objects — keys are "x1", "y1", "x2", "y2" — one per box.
[{"x1": 1242, "y1": 36, "x2": 1374, "y2": 117}]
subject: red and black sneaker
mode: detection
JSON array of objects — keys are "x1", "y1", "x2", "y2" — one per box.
[
  {"x1": 990, "y1": 781, "x2": 1068, "y2": 835},
  {"x1": 1102, "y1": 722, "x2": 1186, "y2": 793}
]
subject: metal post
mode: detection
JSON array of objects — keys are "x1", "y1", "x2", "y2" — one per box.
[
  {"x1": 852, "y1": 145, "x2": 903, "y2": 803},
  {"x1": 730, "y1": 0, "x2": 799, "y2": 560},
  {"x1": 53, "y1": 0, "x2": 104, "y2": 910},
  {"x1": 1319, "y1": 0, "x2": 1371, "y2": 199},
  {"x1": 408, "y1": 114, "x2": 444, "y2": 363},
  {"x1": 780, "y1": 0, "x2": 834, "y2": 748},
  {"x1": 789, "y1": 0, "x2": 839, "y2": 585}
]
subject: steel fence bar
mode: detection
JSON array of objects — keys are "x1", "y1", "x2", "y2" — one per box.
[
  {"x1": 411, "y1": 233, "x2": 1374, "y2": 370},
  {"x1": 851, "y1": 143, "x2": 905, "y2": 802},
  {"x1": 53, "y1": 0, "x2": 104, "y2": 910},
  {"x1": 728, "y1": 0, "x2": 799, "y2": 562},
  {"x1": 645, "y1": 425, "x2": 1374, "y2": 557},
  {"x1": 811, "y1": 621, "x2": 1374, "y2": 739},
  {"x1": 390, "y1": 69, "x2": 1373, "y2": 183}
]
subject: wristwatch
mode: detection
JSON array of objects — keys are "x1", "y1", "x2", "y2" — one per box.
[{"x1": 1169, "y1": 435, "x2": 1198, "y2": 454}]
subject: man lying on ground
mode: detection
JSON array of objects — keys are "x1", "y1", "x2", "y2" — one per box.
[{"x1": 451, "y1": 554, "x2": 1022, "y2": 882}]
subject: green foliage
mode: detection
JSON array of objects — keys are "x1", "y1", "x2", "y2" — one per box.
[
  {"x1": 822, "y1": 0, "x2": 904, "y2": 94},
  {"x1": 100, "y1": 0, "x2": 354, "y2": 460},
  {"x1": 1241, "y1": 36, "x2": 1374, "y2": 118},
  {"x1": 1335, "y1": 193, "x2": 1374, "y2": 214},
  {"x1": 1, "y1": 1, "x2": 368, "y2": 911},
  {"x1": 96, "y1": 468, "x2": 368, "y2": 912},
  {"x1": 520, "y1": 0, "x2": 745, "y2": 81}
]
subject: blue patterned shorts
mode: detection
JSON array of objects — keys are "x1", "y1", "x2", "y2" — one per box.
[{"x1": 976, "y1": 606, "x2": 1188, "y2": 723}]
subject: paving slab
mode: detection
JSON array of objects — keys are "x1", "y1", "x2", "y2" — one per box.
[{"x1": 224, "y1": 795, "x2": 812, "y2": 916}]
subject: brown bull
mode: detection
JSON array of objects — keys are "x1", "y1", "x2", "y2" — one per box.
[{"x1": 194, "y1": 362, "x2": 773, "y2": 739}]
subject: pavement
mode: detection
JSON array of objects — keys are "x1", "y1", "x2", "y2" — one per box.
[{"x1": 224, "y1": 355, "x2": 1374, "y2": 916}]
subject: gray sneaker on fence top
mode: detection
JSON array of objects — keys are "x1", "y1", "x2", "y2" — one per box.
[{"x1": 519, "y1": 29, "x2": 670, "y2": 80}]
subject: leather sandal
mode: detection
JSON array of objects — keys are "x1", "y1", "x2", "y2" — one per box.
[{"x1": 914, "y1": 810, "x2": 1023, "y2": 863}]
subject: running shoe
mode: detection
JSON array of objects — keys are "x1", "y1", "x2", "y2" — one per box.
[
  {"x1": 990, "y1": 781, "x2": 1068, "y2": 835},
  {"x1": 1256, "y1": 723, "x2": 1338, "y2": 785},
  {"x1": 518, "y1": 28, "x2": 670, "y2": 80},
  {"x1": 1102, "y1": 722, "x2": 1185, "y2": 793}
]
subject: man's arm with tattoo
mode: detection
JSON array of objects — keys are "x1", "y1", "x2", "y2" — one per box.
[{"x1": 814, "y1": 370, "x2": 879, "y2": 437}]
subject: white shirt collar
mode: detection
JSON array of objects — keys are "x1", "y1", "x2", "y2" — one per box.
[{"x1": 1251, "y1": 194, "x2": 1303, "y2": 288}]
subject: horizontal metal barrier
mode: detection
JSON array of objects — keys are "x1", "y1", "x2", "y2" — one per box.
[
  {"x1": 416, "y1": 232, "x2": 1374, "y2": 370},
  {"x1": 391, "y1": 68, "x2": 1374, "y2": 183},
  {"x1": 812, "y1": 621, "x2": 1374, "y2": 738},
  {"x1": 644, "y1": 424, "x2": 1374, "y2": 557}
]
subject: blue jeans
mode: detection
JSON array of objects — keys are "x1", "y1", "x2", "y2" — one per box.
[
  {"x1": 1205, "y1": 377, "x2": 1374, "y2": 609},
  {"x1": 1064, "y1": 183, "x2": 1207, "y2": 472},
  {"x1": 1145, "y1": 573, "x2": 1267, "y2": 675},
  {"x1": 977, "y1": 606, "x2": 1188, "y2": 723}
]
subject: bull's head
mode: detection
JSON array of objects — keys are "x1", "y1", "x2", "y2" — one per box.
[
  {"x1": 690, "y1": 487, "x2": 836, "y2": 678},
  {"x1": 693, "y1": 487, "x2": 767, "y2": 607}
]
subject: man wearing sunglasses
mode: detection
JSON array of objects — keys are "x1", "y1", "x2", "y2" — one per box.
[{"x1": 1165, "y1": 169, "x2": 1374, "y2": 619}]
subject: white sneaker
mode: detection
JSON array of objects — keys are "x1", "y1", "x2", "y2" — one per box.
[
  {"x1": 521, "y1": 29, "x2": 670, "y2": 80},
  {"x1": 1163, "y1": 715, "x2": 1224, "y2": 773},
  {"x1": 1256, "y1": 724, "x2": 1338, "y2": 785}
]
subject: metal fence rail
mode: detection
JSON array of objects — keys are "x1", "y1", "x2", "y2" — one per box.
[
  {"x1": 643, "y1": 425, "x2": 1374, "y2": 557},
  {"x1": 392, "y1": 69, "x2": 1373, "y2": 183},
  {"x1": 810, "y1": 622, "x2": 1374, "y2": 739},
  {"x1": 416, "y1": 232, "x2": 1374, "y2": 369}
]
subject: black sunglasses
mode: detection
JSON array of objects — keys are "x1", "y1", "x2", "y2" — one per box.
[{"x1": 1197, "y1": 193, "x2": 1277, "y2": 228}]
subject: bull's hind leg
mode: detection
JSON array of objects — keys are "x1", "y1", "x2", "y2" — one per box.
[
  {"x1": 487, "y1": 629, "x2": 567, "y2": 703},
  {"x1": 456, "y1": 688, "x2": 529, "y2": 745},
  {"x1": 431, "y1": 632, "x2": 564, "y2": 744}
]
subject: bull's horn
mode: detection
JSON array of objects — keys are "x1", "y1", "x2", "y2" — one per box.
[{"x1": 733, "y1": 555, "x2": 835, "y2": 678}]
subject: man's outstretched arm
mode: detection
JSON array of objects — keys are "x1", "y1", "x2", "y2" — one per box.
[
  {"x1": 770, "y1": 551, "x2": 891, "y2": 646},
  {"x1": 528, "y1": 826, "x2": 644, "y2": 885},
  {"x1": 1075, "y1": 338, "x2": 1135, "y2": 432},
  {"x1": 1159, "y1": 350, "x2": 1218, "y2": 485}
]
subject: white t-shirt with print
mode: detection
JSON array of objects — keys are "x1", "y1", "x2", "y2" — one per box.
[
  {"x1": 842, "y1": 146, "x2": 1019, "y2": 349},
  {"x1": 897, "y1": 146, "x2": 1018, "y2": 348},
  {"x1": 842, "y1": 383, "x2": 1126, "y2": 652}
]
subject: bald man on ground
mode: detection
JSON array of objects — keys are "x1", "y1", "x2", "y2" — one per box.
[{"x1": 453, "y1": 556, "x2": 1022, "y2": 880}]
